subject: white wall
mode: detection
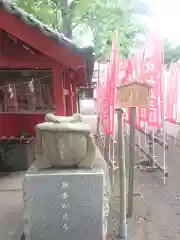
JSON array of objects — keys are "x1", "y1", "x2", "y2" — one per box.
[{"x1": 80, "y1": 99, "x2": 96, "y2": 115}]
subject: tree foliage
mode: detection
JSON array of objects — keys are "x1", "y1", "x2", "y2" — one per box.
[
  {"x1": 164, "y1": 39, "x2": 180, "y2": 66},
  {"x1": 15, "y1": 0, "x2": 150, "y2": 59}
]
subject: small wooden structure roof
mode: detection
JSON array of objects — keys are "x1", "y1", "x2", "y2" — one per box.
[
  {"x1": 0, "y1": 0, "x2": 94, "y2": 86},
  {"x1": 118, "y1": 82, "x2": 152, "y2": 89}
]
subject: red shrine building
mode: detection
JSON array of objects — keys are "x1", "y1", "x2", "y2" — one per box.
[{"x1": 0, "y1": 0, "x2": 94, "y2": 138}]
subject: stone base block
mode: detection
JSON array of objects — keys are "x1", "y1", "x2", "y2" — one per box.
[{"x1": 23, "y1": 168, "x2": 105, "y2": 240}]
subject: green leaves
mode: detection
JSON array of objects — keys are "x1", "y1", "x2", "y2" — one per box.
[
  {"x1": 164, "y1": 39, "x2": 180, "y2": 66},
  {"x1": 16, "y1": 0, "x2": 58, "y2": 27},
  {"x1": 16, "y1": 0, "x2": 150, "y2": 59}
]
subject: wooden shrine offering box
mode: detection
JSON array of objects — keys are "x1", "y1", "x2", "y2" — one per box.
[{"x1": 117, "y1": 82, "x2": 152, "y2": 108}]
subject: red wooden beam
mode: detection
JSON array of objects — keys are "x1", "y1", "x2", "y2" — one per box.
[
  {"x1": 0, "y1": 56, "x2": 53, "y2": 68},
  {"x1": 0, "y1": 10, "x2": 84, "y2": 70},
  {"x1": 2, "y1": 55, "x2": 55, "y2": 63},
  {"x1": 0, "y1": 31, "x2": 44, "y2": 57}
]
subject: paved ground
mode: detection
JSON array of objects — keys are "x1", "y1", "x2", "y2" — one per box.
[{"x1": 0, "y1": 172, "x2": 24, "y2": 240}]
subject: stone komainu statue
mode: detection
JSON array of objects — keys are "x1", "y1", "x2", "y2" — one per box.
[{"x1": 34, "y1": 113, "x2": 110, "y2": 236}]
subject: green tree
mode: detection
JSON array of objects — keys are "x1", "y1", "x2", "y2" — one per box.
[
  {"x1": 164, "y1": 39, "x2": 180, "y2": 66},
  {"x1": 16, "y1": 0, "x2": 149, "y2": 59}
]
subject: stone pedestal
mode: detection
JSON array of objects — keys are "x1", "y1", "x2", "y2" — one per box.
[{"x1": 23, "y1": 167, "x2": 105, "y2": 240}]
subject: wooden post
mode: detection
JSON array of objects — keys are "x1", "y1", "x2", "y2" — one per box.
[
  {"x1": 116, "y1": 82, "x2": 152, "y2": 228},
  {"x1": 127, "y1": 107, "x2": 136, "y2": 218},
  {"x1": 65, "y1": 73, "x2": 73, "y2": 116},
  {"x1": 52, "y1": 66, "x2": 65, "y2": 116},
  {"x1": 116, "y1": 109, "x2": 127, "y2": 240},
  {"x1": 72, "y1": 82, "x2": 77, "y2": 113}
]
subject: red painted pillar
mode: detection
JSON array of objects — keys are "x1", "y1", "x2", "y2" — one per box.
[
  {"x1": 65, "y1": 73, "x2": 73, "y2": 116},
  {"x1": 52, "y1": 66, "x2": 65, "y2": 116},
  {"x1": 72, "y1": 82, "x2": 77, "y2": 113}
]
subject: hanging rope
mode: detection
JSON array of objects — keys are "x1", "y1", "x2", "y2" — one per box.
[
  {"x1": 28, "y1": 78, "x2": 34, "y2": 93},
  {"x1": 0, "y1": 74, "x2": 54, "y2": 112},
  {"x1": 0, "y1": 74, "x2": 52, "y2": 89},
  {"x1": 8, "y1": 84, "x2": 14, "y2": 99}
]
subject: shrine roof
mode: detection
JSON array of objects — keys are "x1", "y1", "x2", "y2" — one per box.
[{"x1": 0, "y1": 0, "x2": 94, "y2": 86}]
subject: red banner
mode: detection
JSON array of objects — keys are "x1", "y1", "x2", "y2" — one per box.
[
  {"x1": 116, "y1": 58, "x2": 128, "y2": 105},
  {"x1": 116, "y1": 58, "x2": 129, "y2": 86},
  {"x1": 132, "y1": 48, "x2": 146, "y2": 129},
  {"x1": 116, "y1": 57, "x2": 131, "y2": 121},
  {"x1": 165, "y1": 62, "x2": 180, "y2": 123},
  {"x1": 98, "y1": 31, "x2": 118, "y2": 135},
  {"x1": 125, "y1": 29, "x2": 163, "y2": 128},
  {"x1": 117, "y1": 50, "x2": 146, "y2": 127},
  {"x1": 130, "y1": 49, "x2": 144, "y2": 83},
  {"x1": 97, "y1": 64, "x2": 109, "y2": 131},
  {"x1": 140, "y1": 29, "x2": 163, "y2": 127},
  {"x1": 97, "y1": 28, "x2": 163, "y2": 131}
]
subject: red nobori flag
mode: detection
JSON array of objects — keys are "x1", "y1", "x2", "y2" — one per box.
[
  {"x1": 126, "y1": 51, "x2": 147, "y2": 127},
  {"x1": 115, "y1": 57, "x2": 130, "y2": 121},
  {"x1": 109, "y1": 31, "x2": 118, "y2": 136},
  {"x1": 116, "y1": 58, "x2": 129, "y2": 87},
  {"x1": 141, "y1": 28, "x2": 163, "y2": 127},
  {"x1": 98, "y1": 64, "x2": 109, "y2": 131},
  {"x1": 115, "y1": 57, "x2": 129, "y2": 105},
  {"x1": 136, "y1": 107, "x2": 147, "y2": 129},
  {"x1": 165, "y1": 62, "x2": 180, "y2": 123},
  {"x1": 130, "y1": 49, "x2": 144, "y2": 83},
  {"x1": 100, "y1": 31, "x2": 118, "y2": 135},
  {"x1": 132, "y1": 48, "x2": 147, "y2": 129}
]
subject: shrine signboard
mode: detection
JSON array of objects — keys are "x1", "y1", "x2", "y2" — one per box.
[{"x1": 116, "y1": 82, "x2": 152, "y2": 108}]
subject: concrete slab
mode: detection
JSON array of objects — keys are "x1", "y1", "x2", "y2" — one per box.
[{"x1": 0, "y1": 171, "x2": 24, "y2": 191}]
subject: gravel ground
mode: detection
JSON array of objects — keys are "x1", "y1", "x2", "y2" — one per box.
[
  {"x1": 82, "y1": 114, "x2": 180, "y2": 239},
  {"x1": 107, "y1": 135, "x2": 180, "y2": 240}
]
